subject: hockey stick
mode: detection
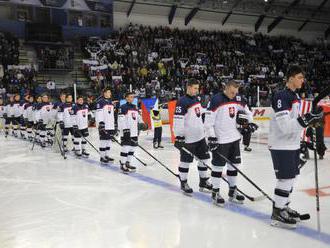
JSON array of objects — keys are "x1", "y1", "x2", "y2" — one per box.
[
  {"x1": 137, "y1": 143, "x2": 179, "y2": 178},
  {"x1": 111, "y1": 137, "x2": 147, "y2": 166},
  {"x1": 310, "y1": 86, "x2": 330, "y2": 231},
  {"x1": 54, "y1": 127, "x2": 67, "y2": 159},
  {"x1": 312, "y1": 126, "x2": 321, "y2": 231},
  {"x1": 179, "y1": 147, "x2": 266, "y2": 202}
]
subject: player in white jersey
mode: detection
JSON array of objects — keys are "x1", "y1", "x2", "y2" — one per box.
[
  {"x1": 58, "y1": 93, "x2": 76, "y2": 152},
  {"x1": 23, "y1": 96, "x2": 35, "y2": 141},
  {"x1": 118, "y1": 92, "x2": 142, "y2": 173},
  {"x1": 173, "y1": 79, "x2": 212, "y2": 195},
  {"x1": 268, "y1": 66, "x2": 323, "y2": 229},
  {"x1": 95, "y1": 88, "x2": 116, "y2": 164},
  {"x1": 205, "y1": 80, "x2": 253, "y2": 206},
  {"x1": 35, "y1": 93, "x2": 55, "y2": 147},
  {"x1": 4, "y1": 95, "x2": 21, "y2": 138},
  {"x1": 0, "y1": 98, "x2": 4, "y2": 133},
  {"x1": 72, "y1": 96, "x2": 90, "y2": 158}
]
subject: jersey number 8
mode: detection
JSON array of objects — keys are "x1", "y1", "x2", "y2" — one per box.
[{"x1": 277, "y1": 100, "x2": 282, "y2": 109}]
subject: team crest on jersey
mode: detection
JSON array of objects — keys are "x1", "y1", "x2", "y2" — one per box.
[
  {"x1": 229, "y1": 106, "x2": 235, "y2": 118},
  {"x1": 195, "y1": 107, "x2": 201, "y2": 118},
  {"x1": 132, "y1": 112, "x2": 137, "y2": 120}
]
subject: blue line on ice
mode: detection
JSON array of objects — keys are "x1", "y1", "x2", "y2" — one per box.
[{"x1": 79, "y1": 156, "x2": 330, "y2": 246}]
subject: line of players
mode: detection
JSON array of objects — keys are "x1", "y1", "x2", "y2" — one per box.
[
  {"x1": 173, "y1": 66, "x2": 324, "y2": 229},
  {"x1": 0, "y1": 66, "x2": 324, "y2": 229},
  {"x1": 0, "y1": 88, "x2": 144, "y2": 174}
]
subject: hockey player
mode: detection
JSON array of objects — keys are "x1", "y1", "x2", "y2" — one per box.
[
  {"x1": 205, "y1": 80, "x2": 253, "y2": 206},
  {"x1": 268, "y1": 65, "x2": 323, "y2": 228},
  {"x1": 173, "y1": 79, "x2": 212, "y2": 195},
  {"x1": 0, "y1": 98, "x2": 4, "y2": 133},
  {"x1": 18, "y1": 95, "x2": 27, "y2": 139},
  {"x1": 95, "y1": 88, "x2": 116, "y2": 163},
  {"x1": 4, "y1": 95, "x2": 21, "y2": 138},
  {"x1": 23, "y1": 95, "x2": 35, "y2": 141},
  {"x1": 33, "y1": 95, "x2": 42, "y2": 143},
  {"x1": 35, "y1": 93, "x2": 54, "y2": 147},
  {"x1": 118, "y1": 92, "x2": 141, "y2": 173},
  {"x1": 72, "y1": 96, "x2": 90, "y2": 158},
  {"x1": 58, "y1": 93, "x2": 75, "y2": 152}
]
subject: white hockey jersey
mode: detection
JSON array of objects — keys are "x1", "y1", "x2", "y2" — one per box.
[
  {"x1": 268, "y1": 88, "x2": 303, "y2": 150},
  {"x1": 205, "y1": 92, "x2": 253, "y2": 144},
  {"x1": 23, "y1": 102, "x2": 34, "y2": 122},
  {"x1": 35, "y1": 102, "x2": 54, "y2": 124},
  {"x1": 95, "y1": 97, "x2": 115, "y2": 130},
  {"x1": 173, "y1": 95, "x2": 205, "y2": 144},
  {"x1": 72, "y1": 103, "x2": 89, "y2": 130},
  {"x1": 118, "y1": 102, "x2": 141, "y2": 137},
  {"x1": 0, "y1": 104, "x2": 4, "y2": 118},
  {"x1": 5, "y1": 102, "x2": 21, "y2": 118},
  {"x1": 58, "y1": 103, "x2": 74, "y2": 128}
]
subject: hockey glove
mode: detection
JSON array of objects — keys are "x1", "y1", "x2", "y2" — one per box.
[
  {"x1": 109, "y1": 130, "x2": 117, "y2": 142},
  {"x1": 3, "y1": 113, "x2": 7, "y2": 119},
  {"x1": 174, "y1": 136, "x2": 185, "y2": 150},
  {"x1": 123, "y1": 129, "x2": 131, "y2": 143},
  {"x1": 98, "y1": 121, "x2": 106, "y2": 132},
  {"x1": 59, "y1": 121, "x2": 65, "y2": 130},
  {"x1": 297, "y1": 107, "x2": 323, "y2": 128},
  {"x1": 73, "y1": 125, "x2": 78, "y2": 134},
  {"x1": 208, "y1": 137, "x2": 219, "y2": 152},
  {"x1": 248, "y1": 123, "x2": 259, "y2": 133}
]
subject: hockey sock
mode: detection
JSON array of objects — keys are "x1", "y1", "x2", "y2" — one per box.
[
  {"x1": 274, "y1": 179, "x2": 294, "y2": 209},
  {"x1": 105, "y1": 140, "x2": 111, "y2": 157},
  {"x1": 211, "y1": 164, "x2": 223, "y2": 190},
  {"x1": 100, "y1": 140, "x2": 107, "y2": 158},
  {"x1": 227, "y1": 163, "x2": 240, "y2": 187},
  {"x1": 178, "y1": 162, "x2": 190, "y2": 181},
  {"x1": 197, "y1": 159, "x2": 208, "y2": 179},
  {"x1": 62, "y1": 135, "x2": 68, "y2": 149},
  {"x1": 127, "y1": 146, "x2": 136, "y2": 163},
  {"x1": 82, "y1": 139, "x2": 87, "y2": 151},
  {"x1": 74, "y1": 137, "x2": 81, "y2": 153},
  {"x1": 120, "y1": 145, "x2": 130, "y2": 163}
]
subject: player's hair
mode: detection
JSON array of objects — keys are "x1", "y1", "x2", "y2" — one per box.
[
  {"x1": 125, "y1": 92, "x2": 134, "y2": 98},
  {"x1": 103, "y1": 87, "x2": 112, "y2": 93},
  {"x1": 187, "y1": 78, "x2": 199, "y2": 86},
  {"x1": 60, "y1": 91, "x2": 66, "y2": 96},
  {"x1": 77, "y1": 95, "x2": 84, "y2": 100},
  {"x1": 287, "y1": 65, "x2": 304, "y2": 79},
  {"x1": 65, "y1": 93, "x2": 73, "y2": 98},
  {"x1": 225, "y1": 80, "x2": 240, "y2": 88}
]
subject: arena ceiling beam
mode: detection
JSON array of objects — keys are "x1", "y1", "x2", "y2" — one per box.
[
  {"x1": 267, "y1": 0, "x2": 301, "y2": 33},
  {"x1": 255, "y1": 0, "x2": 275, "y2": 32},
  {"x1": 185, "y1": 7, "x2": 199, "y2": 26},
  {"x1": 298, "y1": 0, "x2": 329, "y2": 32},
  {"x1": 222, "y1": 0, "x2": 243, "y2": 26},
  {"x1": 127, "y1": 0, "x2": 136, "y2": 17},
  {"x1": 168, "y1": 4, "x2": 177, "y2": 25}
]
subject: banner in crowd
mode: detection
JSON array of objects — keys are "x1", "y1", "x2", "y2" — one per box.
[{"x1": 140, "y1": 98, "x2": 158, "y2": 130}]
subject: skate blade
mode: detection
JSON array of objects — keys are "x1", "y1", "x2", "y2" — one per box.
[
  {"x1": 212, "y1": 200, "x2": 225, "y2": 207},
  {"x1": 182, "y1": 191, "x2": 193, "y2": 197},
  {"x1": 270, "y1": 220, "x2": 297, "y2": 229},
  {"x1": 199, "y1": 187, "x2": 212, "y2": 193},
  {"x1": 229, "y1": 197, "x2": 244, "y2": 204}
]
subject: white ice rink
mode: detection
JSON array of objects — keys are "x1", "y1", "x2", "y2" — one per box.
[{"x1": 0, "y1": 127, "x2": 329, "y2": 248}]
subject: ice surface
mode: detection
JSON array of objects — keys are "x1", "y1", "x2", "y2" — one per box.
[{"x1": 0, "y1": 127, "x2": 329, "y2": 248}]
